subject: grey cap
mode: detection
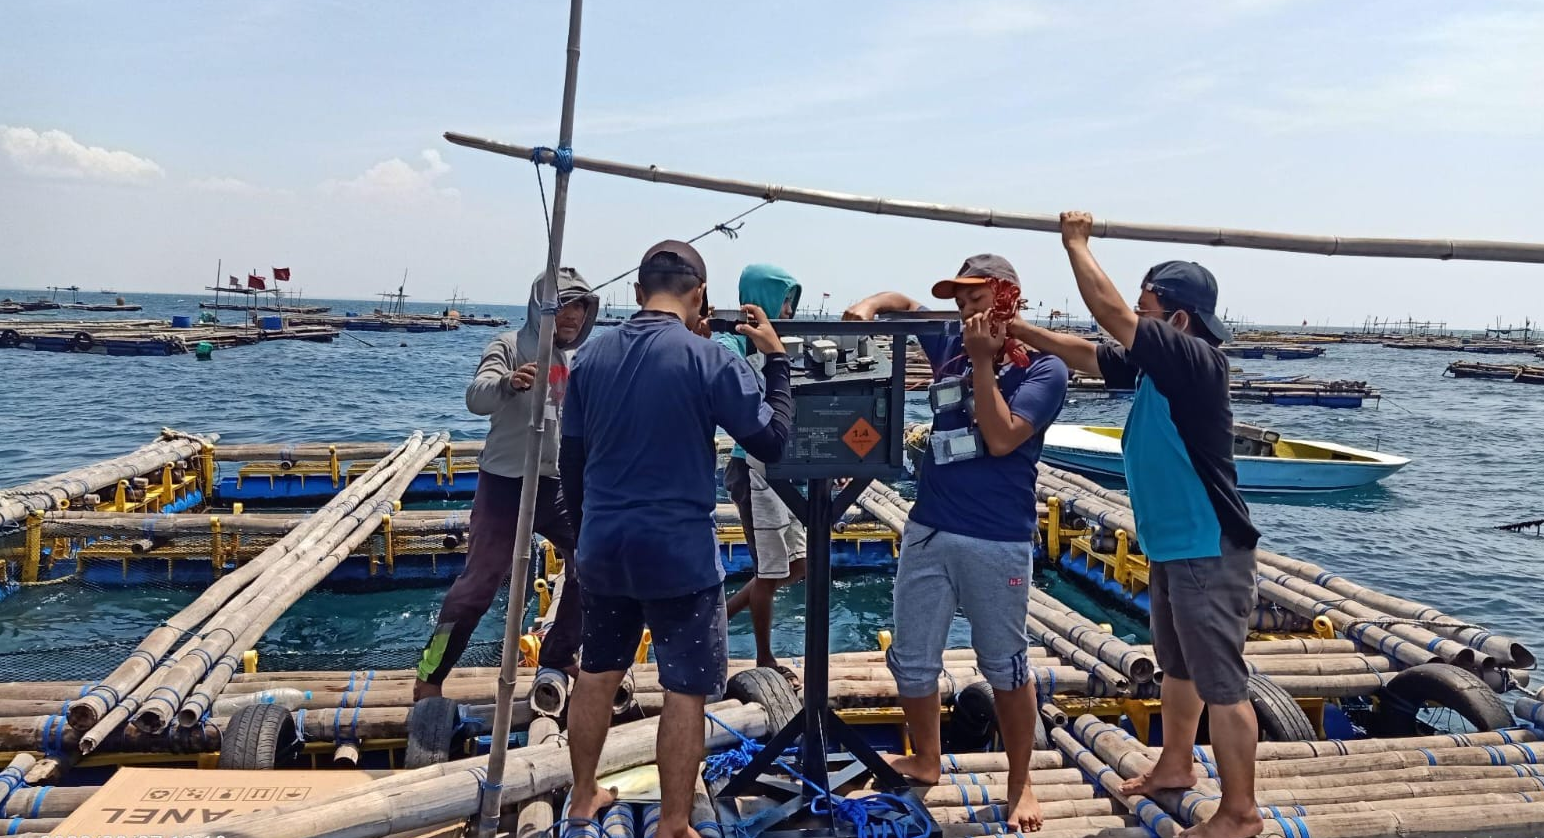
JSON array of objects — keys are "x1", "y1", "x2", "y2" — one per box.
[{"x1": 931, "y1": 253, "x2": 1019, "y2": 299}]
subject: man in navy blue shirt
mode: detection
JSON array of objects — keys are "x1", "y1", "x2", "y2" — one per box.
[
  {"x1": 1010, "y1": 212, "x2": 1263, "y2": 838},
  {"x1": 559, "y1": 240, "x2": 793, "y2": 838},
  {"x1": 846, "y1": 255, "x2": 1068, "y2": 833}
]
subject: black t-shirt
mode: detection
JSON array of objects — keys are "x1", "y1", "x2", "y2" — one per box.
[{"x1": 1096, "y1": 318, "x2": 1259, "y2": 556}]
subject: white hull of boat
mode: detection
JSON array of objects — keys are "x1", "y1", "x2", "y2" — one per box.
[{"x1": 1041, "y1": 424, "x2": 1409, "y2": 494}]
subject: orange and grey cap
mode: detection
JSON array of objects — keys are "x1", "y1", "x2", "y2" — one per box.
[{"x1": 930, "y1": 253, "x2": 1019, "y2": 299}]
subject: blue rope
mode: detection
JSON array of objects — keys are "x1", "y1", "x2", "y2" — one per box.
[
  {"x1": 6, "y1": 815, "x2": 21, "y2": 835},
  {"x1": 28, "y1": 786, "x2": 49, "y2": 819},
  {"x1": 703, "y1": 712, "x2": 928, "y2": 838},
  {"x1": 530, "y1": 146, "x2": 576, "y2": 175},
  {"x1": 0, "y1": 764, "x2": 26, "y2": 809}
]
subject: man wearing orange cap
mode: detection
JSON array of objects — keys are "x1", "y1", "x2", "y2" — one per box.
[{"x1": 845, "y1": 255, "x2": 1067, "y2": 833}]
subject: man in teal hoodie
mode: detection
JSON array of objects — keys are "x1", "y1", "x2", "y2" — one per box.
[{"x1": 716, "y1": 264, "x2": 805, "y2": 677}]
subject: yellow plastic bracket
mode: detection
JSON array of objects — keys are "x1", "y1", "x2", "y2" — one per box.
[
  {"x1": 210, "y1": 517, "x2": 223, "y2": 577},
  {"x1": 635, "y1": 629, "x2": 654, "y2": 664},
  {"x1": 533, "y1": 578, "x2": 551, "y2": 616},
  {"x1": 1047, "y1": 497, "x2": 1062, "y2": 556},
  {"x1": 22, "y1": 512, "x2": 42, "y2": 584},
  {"x1": 329, "y1": 445, "x2": 341, "y2": 487},
  {"x1": 242, "y1": 649, "x2": 259, "y2": 674},
  {"x1": 519, "y1": 634, "x2": 541, "y2": 668},
  {"x1": 877, "y1": 630, "x2": 893, "y2": 652},
  {"x1": 1313, "y1": 616, "x2": 1336, "y2": 640},
  {"x1": 381, "y1": 515, "x2": 395, "y2": 575}
]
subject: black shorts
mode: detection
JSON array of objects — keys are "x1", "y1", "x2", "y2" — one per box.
[{"x1": 580, "y1": 584, "x2": 729, "y2": 697}]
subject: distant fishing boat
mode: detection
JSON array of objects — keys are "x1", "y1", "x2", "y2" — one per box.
[{"x1": 1041, "y1": 423, "x2": 1409, "y2": 493}]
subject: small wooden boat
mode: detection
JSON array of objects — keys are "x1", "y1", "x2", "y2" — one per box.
[{"x1": 1041, "y1": 423, "x2": 1409, "y2": 493}]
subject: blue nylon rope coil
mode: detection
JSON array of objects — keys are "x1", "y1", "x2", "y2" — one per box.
[{"x1": 530, "y1": 146, "x2": 576, "y2": 175}]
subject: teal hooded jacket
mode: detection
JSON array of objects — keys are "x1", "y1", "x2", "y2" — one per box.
[{"x1": 715, "y1": 263, "x2": 802, "y2": 460}]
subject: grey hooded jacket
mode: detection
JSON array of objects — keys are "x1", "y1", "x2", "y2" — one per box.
[{"x1": 466, "y1": 269, "x2": 599, "y2": 479}]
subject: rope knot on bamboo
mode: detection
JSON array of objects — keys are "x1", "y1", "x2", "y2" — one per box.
[{"x1": 530, "y1": 146, "x2": 575, "y2": 174}]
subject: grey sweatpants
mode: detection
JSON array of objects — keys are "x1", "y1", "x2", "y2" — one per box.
[{"x1": 885, "y1": 521, "x2": 1034, "y2": 699}]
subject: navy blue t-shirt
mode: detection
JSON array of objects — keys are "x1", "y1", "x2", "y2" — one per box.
[
  {"x1": 910, "y1": 326, "x2": 1069, "y2": 542},
  {"x1": 562, "y1": 311, "x2": 776, "y2": 599}
]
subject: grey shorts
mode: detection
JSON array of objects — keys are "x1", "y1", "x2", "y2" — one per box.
[
  {"x1": 885, "y1": 522, "x2": 1034, "y2": 699},
  {"x1": 1149, "y1": 536, "x2": 1258, "y2": 705}
]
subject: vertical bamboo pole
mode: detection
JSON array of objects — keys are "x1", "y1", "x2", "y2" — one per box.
[{"x1": 478, "y1": 3, "x2": 584, "y2": 837}]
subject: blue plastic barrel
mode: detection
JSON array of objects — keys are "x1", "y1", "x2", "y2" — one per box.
[
  {"x1": 171, "y1": 315, "x2": 192, "y2": 328},
  {"x1": 260, "y1": 315, "x2": 284, "y2": 330},
  {"x1": 345, "y1": 311, "x2": 359, "y2": 318}
]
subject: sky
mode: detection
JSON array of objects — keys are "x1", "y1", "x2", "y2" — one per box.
[{"x1": 2, "y1": 0, "x2": 1541, "y2": 327}]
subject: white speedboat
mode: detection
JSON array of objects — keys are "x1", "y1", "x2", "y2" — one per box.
[{"x1": 1041, "y1": 424, "x2": 1409, "y2": 494}]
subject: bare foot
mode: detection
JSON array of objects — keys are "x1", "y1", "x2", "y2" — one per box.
[
  {"x1": 1178, "y1": 808, "x2": 1265, "y2": 838},
  {"x1": 412, "y1": 680, "x2": 442, "y2": 702},
  {"x1": 566, "y1": 782, "x2": 617, "y2": 822},
  {"x1": 1006, "y1": 788, "x2": 1043, "y2": 833},
  {"x1": 882, "y1": 753, "x2": 941, "y2": 785},
  {"x1": 1118, "y1": 764, "x2": 1197, "y2": 796},
  {"x1": 658, "y1": 824, "x2": 703, "y2": 838}
]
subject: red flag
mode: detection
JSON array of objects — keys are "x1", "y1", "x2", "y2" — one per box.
[
  {"x1": 228, "y1": 275, "x2": 240, "y2": 287},
  {"x1": 273, "y1": 267, "x2": 290, "y2": 282},
  {"x1": 247, "y1": 274, "x2": 266, "y2": 290}
]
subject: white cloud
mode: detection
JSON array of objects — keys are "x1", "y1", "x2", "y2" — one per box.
[
  {"x1": 1239, "y1": 8, "x2": 1544, "y2": 136},
  {"x1": 320, "y1": 149, "x2": 460, "y2": 203},
  {"x1": 0, "y1": 126, "x2": 164, "y2": 184},
  {"x1": 188, "y1": 176, "x2": 288, "y2": 196}
]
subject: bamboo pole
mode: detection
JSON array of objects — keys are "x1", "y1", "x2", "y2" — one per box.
[
  {"x1": 79, "y1": 630, "x2": 213, "y2": 752},
  {"x1": 161, "y1": 435, "x2": 450, "y2": 731},
  {"x1": 440, "y1": 137, "x2": 1544, "y2": 265},
  {"x1": 1027, "y1": 589, "x2": 1156, "y2": 683},
  {"x1": 41, "y1": 508, "x2": 472, "y2": 537},
  {"x1": 211, "y1": 441, "x2": 484, "y2": 462},
  {"x1": 0, "y1": 430, "x2": 215, "y2": 528},
  {"x1": 913, "y1": 782, "x2": 1099, "y2": 806},
  {"x1": 1255, "y1": 579, "x2": 1441, "y2": 670},
  {"x1": 476, "y1": 4, "x2": 584, "y2": 837},
  {"x1": 2, "y1": 784, "x2": 97, "y2": 818},
  {"x1": 1047, "y1": 726, "x2": 1180, "y2": 838},
  {"x1": 67, "y1": 434, "x2": 422, "y2": 733},
  {"x1": 935, "y1": 814, "x2": 1137, "y2": 832},
  {"x1": 1023, "y1": 613, "x2": 1130, "y2": 694},
  {"x1": 181, "y1": 701, "x2": 767, "y2": 838},
  {"x1": 1256, "y1": 551, "x2": 1535, "y2": 668}
]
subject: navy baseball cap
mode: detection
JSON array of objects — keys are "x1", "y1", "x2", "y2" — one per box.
[
  {"x1": 1142, "y1": 260, "x2": 1231, "y2": 343},
  {"x1": 640, "y1": 239, "x2": 710, "y2": 316}
]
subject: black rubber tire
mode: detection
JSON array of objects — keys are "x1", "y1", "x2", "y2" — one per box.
[
  {"x1": 72, "y1": 331, "x2": 93, "y2": 352},
  {"x1": 1247, "y1": 675, "x2": 1317, "y2": 742},
  {"x1": 949, "y1": 681, "x2": 1052, "y2": 750},
  {"x1": 0, "y1": 329, "x2": 19, "y2": 348},
  {"x1": 725, "y1": 668, "x2": 802, "y2": 731},
  {"x1": 1377, "y1": 663, "x2": 1514, "y2": 736},
  {"x1": 218, "y1": 703, "x2": 299, "y2": 769},
  {"x1": 404, "y1": 696, "x2": 462, "y2": 768}
]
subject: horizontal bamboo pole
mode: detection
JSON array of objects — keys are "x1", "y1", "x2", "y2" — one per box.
[
  {"x1": 2, "y1": 783, "x2": 97, "y2": 817},
  {"x1": 1028, "y1": 589, "x2": 1155, "y2": 683},
  {"x1": 1048, "y1": 725, "x2": 1179, "y2": 838},
  {"x1": 183, "y1": 700, "x2": 770, "y2": 838},
  {"x1": 1255, "y1": 579, "x2": 1442, "y2": 671},
  {"x1": 210, "y1": 440, "x2": 483, "y2": 462},
  {"x1": 915, "y1": 782, "x2": 1097, "y2": 806},
  {"x1": 41, "y1": 509, "x2": 472, "y2": 538},
  {"x1": 925, "y1": 799, "x2": 1120, "y2": 823},
  {"x1": 1257, "y1": 551, "x2": 1535, "y2": 668},
  {"x1": 936, "y1": 752, "x2": 1069, "y2": 773},
  {"x1": 937, "y1": 815, "x2": 1138, "y2": 834},
  {"x1": 0, "y1": 430, "x2": 215, "y2": 528},
  {"x1": 445, "y1": 135, "x2": 1544, "y2": 264}
]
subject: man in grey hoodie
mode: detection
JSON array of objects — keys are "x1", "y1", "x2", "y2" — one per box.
[{"x1": 414, "y1": 268, "x2": 599, "y2": 701}]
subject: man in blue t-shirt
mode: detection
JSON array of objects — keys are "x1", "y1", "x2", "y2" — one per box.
[
  {"x1": 1010, "y1": 212, "x2": 1264, "y2": 838},
  {"x1": 558, "y1": 240, "x2": 793, "y2": 838},
  {"x1": 845, "y1": 254, "x2": 1068, "y2": 833}
]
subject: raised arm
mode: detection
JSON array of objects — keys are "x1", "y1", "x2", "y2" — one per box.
[
  {"x1": 1060, "y1": 211, "x2": 1140, "y2": 350},
  {"x1": 1008, "y1": 320, "x2": 1100, "y2": 376},
  {"x1": 843, "y1": 291, "x2": 924, "y2": 321}
]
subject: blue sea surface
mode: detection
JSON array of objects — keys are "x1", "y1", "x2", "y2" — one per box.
[{"x1": 1, "y1": 291, "x2": 1541, "y2": 674}]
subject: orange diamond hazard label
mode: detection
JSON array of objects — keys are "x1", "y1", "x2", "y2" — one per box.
[{"x1": 842, "y1": 418, "x2": 880, "y2": 459}]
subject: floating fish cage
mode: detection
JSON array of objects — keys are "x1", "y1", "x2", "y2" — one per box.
[
  {"x1": 1067, "y1": 374, "x2": 1379, "y2": 408},
  {"x1": 2, "y1": 432, "x2": 1542, "y2": 838},
  {"x1": 0, "y1": 319, "x2": 338, "y2": 356},
  {"x1": 1221, "y1": 344, "x2": 1327, "y2": 361},
  {"x1": 1445, "y1": 361, "x2": 1544, "y2": 385}
]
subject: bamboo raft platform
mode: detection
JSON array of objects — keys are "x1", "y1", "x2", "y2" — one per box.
[
  {"x1": 285, "y1": 313, "x2": 462, "y2": 333},
  {"x1": 1385, "y1": 337, "x2": 1542, "y2": 355},
  {"x1": 3, "y1": 432, "x2": 1542, "y2": 838},
  {"x1": 0, "y1": 319, "x2": 339, "y2": 355},
  {"x1": 1443, "y1": 361, "x2": 1544, "y2": 385}
]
